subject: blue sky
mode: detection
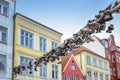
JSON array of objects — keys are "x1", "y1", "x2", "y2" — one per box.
[{"x1": 16, "y1": 0, "x2": 120, "y2": 46}]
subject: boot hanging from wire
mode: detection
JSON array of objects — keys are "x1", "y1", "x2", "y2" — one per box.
[{"x1": 106, "y1": 24, "x2": 114, "y2": 33}]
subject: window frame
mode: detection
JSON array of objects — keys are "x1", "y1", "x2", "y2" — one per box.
[
  {"x1": 20, "y1": 29, "x2": 34, "y2": 49},
  {"x1": 99, "y1": 60, "x2": 103, "y2": 68},
  {"x1": 39, "y1": 36, "x2": 47, "y2": 53},
  {"x1": 78, "y1": 77, "x2": 82, "y2": 80},
  {"x1": 20, "y1": 56, "x2": 34, "y2": 76},
  {"x1": 51, "y1": 41, "x2": 58, "y2": 50},
  {"x1": 71, "y1": 64, "x2": 76, "y2": 71},
  {"x1": 93, "y1": 58, "x2": 97, "y2": 67},
  {"x1": 39, "y1": 64, "x2": 47, "y2": 78},
  {"x1": 87, "y1": 70, "x2": 92, "y2": 80},
  {"x1": 0, "y1": 54, "x2": 7, "y2": 72},
  {"x1": 86, "y1": 55, "x2": 91, "y2": 65},
  {"x1": 0, "y1": 0, "x2": 9, "y2": 17},
  {"x1": 72, "y1": 76, "x2": 76, "y2": 80},
  {"x1": 52, "y1": 64, "x2": 59, "y2": 80},
  {"x1": 0, "y1": 26, "x2": 8, "y2": 43},
  {"x1": 64, "y1": 74, "x2": 70, "y2": 80}
]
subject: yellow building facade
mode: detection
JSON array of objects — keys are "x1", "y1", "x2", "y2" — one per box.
[
  {"x1": 13, "y1": 13, "x2": 62, "y2": 80},
  {"x1": 74, "y1": 46, "x2": 110, "y2": 80}
]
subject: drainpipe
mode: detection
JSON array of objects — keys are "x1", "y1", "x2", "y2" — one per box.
[{"x1": 12, "y1": 0, "x2": 17, "y2": 80}]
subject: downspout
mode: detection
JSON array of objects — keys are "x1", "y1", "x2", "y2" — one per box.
[{"x1": 12, "y1": 0, "x2": 17, "y2": 80}]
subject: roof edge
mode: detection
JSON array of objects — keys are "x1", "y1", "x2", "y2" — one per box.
[{"x1": 15, "y1": 13, "x2": 63, "y2": 36}]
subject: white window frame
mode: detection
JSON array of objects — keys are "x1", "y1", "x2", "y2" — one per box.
[
  {"x1": 52, "y1": 64, "x2": 59, "y2": 80},
  {"x1": 86, "y1": 56, "x2": 91, "y2": 65},
  {"x1": 0, "y1": 26, "x2": 8, "y2": 43},
  {"x1": 99, "y1": 60, "x2": 102, "y2": 68},
  {"x1": 87, "y1": 70, "x2": 92, "y2": 80},
  {"x1": 94, "y1": 72, "x2": 98, "y2": 80},
  {"x1": 51, "y1": 41, "x2": 58, "y2": 50},
  {"x1": 0, "y1": 0, "x2": 9, "y2": 17},
  {"x1": 110, "y1": 67, "x2": 112, "y2": 75},
  {"x1": 112, "y1": 55, "x2": 115, "y2": 62},
  {"x1": 72, "y1": 76, "x2": 76, "y2": 80},
  {"x1": 78, "y1": 77, "x2": 82, "y2": 80},
  {"x1": 39, "y1": 36, "x2": 47, "y2": 53},
  {"x1": 113, "y1": 67, "x2": 116, "y2": 75},
  {"x1": 64, "y1": 74, "x2": 70, "y2": 80},
  {"x1": 0, "y1": 54, "x2": 7, "y2": 72},
  {"x1": 93, "y1": 58, "x2": 97, "y2": 66},
  {"x1": 20, "y1": 29, "x2": 34, "y2": 48},
  {"x1": 100, "y1": 73, "x2": 103, "y2": 80},
  {"x1": 20, "y1": 56, "x2": 34, "y2": 76},
  {"x1": 105, "y1": 75, "x2": 109, "y2": 80},
  {"x1": 39, "y1": 64, "x2": 47, "y2": 78},
  {"x1": 104, "y1": 62, "x2": 108, "y2": 70},
  {"x1": 71, "y1": 64, "x2": 76, "y2": 70}
]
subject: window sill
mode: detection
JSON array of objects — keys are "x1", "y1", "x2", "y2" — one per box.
[
  {"x1": 39, "y1": 77, "x2": 47, "y2": 79},
  {"x1": 0, "y1": 14, "x2": 9, "y2": 18},
  {"x1": 0, "y1": 41, "x2": 7, "y2": 44},
  {"x1": 18, "y1": 44, "x2": 34, "y2": 50},
  {"x1": 20, "y1": 74, "x2": 34, "y2": 77}
]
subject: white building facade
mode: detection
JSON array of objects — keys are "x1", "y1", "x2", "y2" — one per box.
[{"x1": 0, "y1": 0, "x2": 15, "y2": 80}]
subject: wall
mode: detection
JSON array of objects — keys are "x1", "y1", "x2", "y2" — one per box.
[{"x1": 0, "y1": 0, "x2": 15, "y2": 80}]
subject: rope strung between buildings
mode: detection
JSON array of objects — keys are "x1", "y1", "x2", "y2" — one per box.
[{"x1": 13, "y1": 0, "x2": 120, "y2": 76}]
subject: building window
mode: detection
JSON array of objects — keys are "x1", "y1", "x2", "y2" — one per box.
[
  {"x1": 71, "y1": 65, "x2": 76, "y2": 70},
  {"x1": 52, "y1": 65, "x2": 58, "y2": 80},
  {"x1": 78, "y1": 77, "x2": 82, "y2": 80},
  {"x1": 112, "y1": 55, "x2": 115, "y2": 62},
  {"x1": 99, "y1": 60, "x2": 102, "y2": 68},
  {"x1": 110, "y1": 67, "x2": 112, "y2": 75},
  {"x1": 20, "y1": 29, "x2": 33, "y2": 48},
  {"x1": 113, "y1": 68, "x2": 116, "y2": 75},
  {"x1": 93, "y1": 58, "x2": 97, "y2": 66},
  {"x1": 39, "y1": 64, "x2": 47, "y2": 78},
  {"x1": 87, "y1": 70, "x2": 92, "y2": 80},
  {"x1": 94, "y1": 72, "x2": 98, "y2": 80},
  {"x1": 0, "y1": 26, "x2": 7, "y2": 43},
  {"x1": 0, "y1": 54, "x2": 6, "y2": 72},
  {"x1": 20, "y1": 56, "x2": 33, "y2": 75},
  {"x1": 39, "y1": 36, "x2": 47, "y2": 52},
  {"x1": 86, "y1": 56, "x2": 91, "y2": 65},
  {"x1": 118, "y1": 68, "x2": 120, "y2": 75},
  {"x1": 105, "y1": 75, "x2": 109, "y2": 80},
  {"x1": 108, "y1": 53, "x2": 111, "y2": 60},
  {"x1": 100, "y1": 74, "x2": 103, "y2": 80},
  {"x1": 119, "y1": 57, "x2": 120, "y2": 63},
  {"x1": 64, "y1": 74, "x2": 70, "y2": 80},
  {"x1": 51, "y1": 41, "x2": 58, "y2": 49},
  {"x1": 104, "y1": 62, "x2": 108, "y2": 70},
  {"x1": 72, "y1": 76, "x2": 76, "y2": 80},
  {"x1": 0, "y1": 4, "x2": 1, "y2": 14},
  {"x1": 0, "y1": 0, "x2": 9, "y2": 17}
]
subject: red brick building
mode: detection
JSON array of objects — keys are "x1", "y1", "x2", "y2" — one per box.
[
  {"x1": 62, "y1": 53, "x2": 84, "y2": 80},
  {"x1": 100, "y1": 35, "x2": 120, "y2": 80}
]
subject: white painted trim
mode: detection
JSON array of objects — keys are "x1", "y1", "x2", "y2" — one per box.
[
  {"x1": 63, "y1": 54, "x2": 84, "y2": 75},
  {"x1": 72, "y1": 54, "x2": 84, "y2": 75}
]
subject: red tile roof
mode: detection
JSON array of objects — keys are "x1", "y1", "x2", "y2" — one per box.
[{"x1": 61, "y1": 46, "x2": 108, "y2": 69}]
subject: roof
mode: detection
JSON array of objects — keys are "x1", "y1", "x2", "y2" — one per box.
[
  {"x1": 61, "y1": 52, "x2": 72, "y2": 69},
  {"x1": 15, "y1": 13, "x2": 63, "y2": 36},
  {"x1": 107, "y1": 35, "x2": 117, "y2": 51},
  {"x1": 73, "y1": 46, "x2": 108, "y2": 60},
  {"x1": 62, "y1": 46, "x2": 108, "y2": 69}
]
